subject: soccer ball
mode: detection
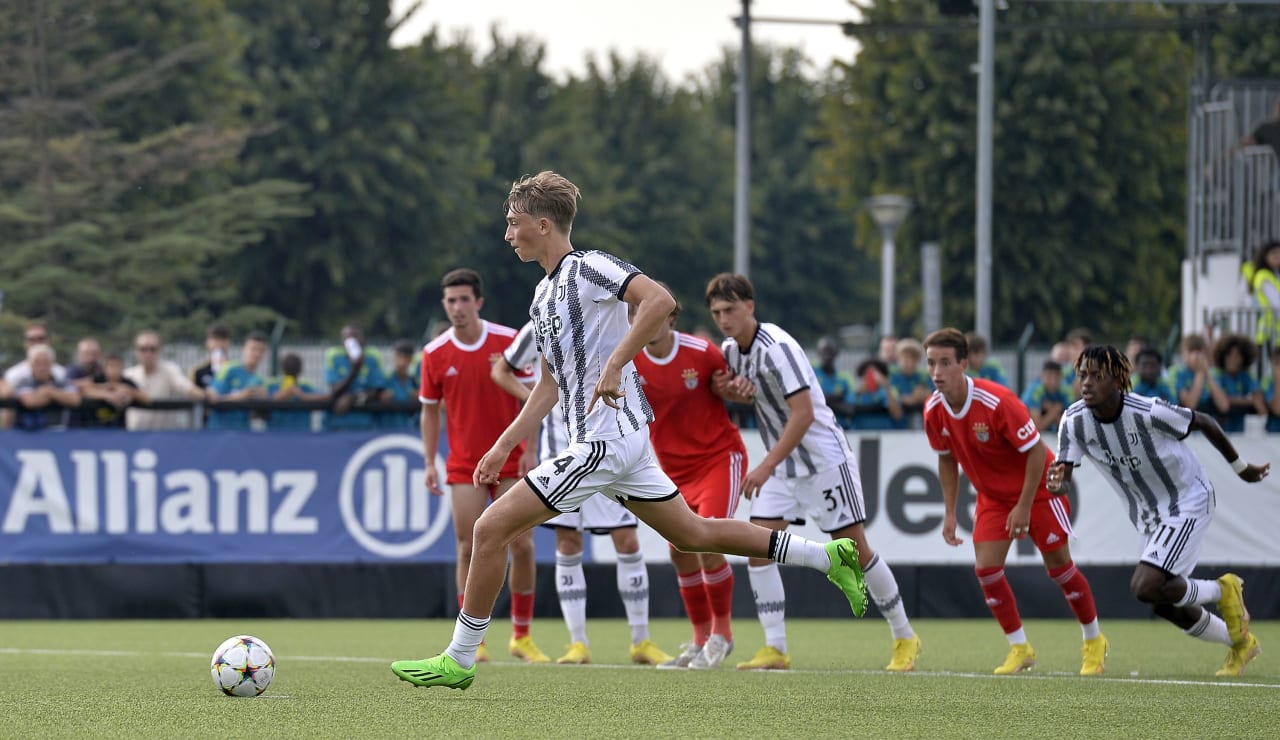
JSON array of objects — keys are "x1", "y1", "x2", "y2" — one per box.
[{"x1": 210, "y1": 635, "x2": 276, "y2": 697}]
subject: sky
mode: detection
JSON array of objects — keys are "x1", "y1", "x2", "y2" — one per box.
[{"x1": 389, "y1": 0, "x2": 861, "y2": 81}]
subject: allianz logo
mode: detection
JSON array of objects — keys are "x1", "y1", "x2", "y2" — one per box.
[{"x1": 1, "y1": 435, "x2": 452, "y2": 559}]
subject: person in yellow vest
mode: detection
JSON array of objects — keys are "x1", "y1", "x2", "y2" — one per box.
[{"x1": 1247, "y1": 241, "x2": 1280, "y2": 347}]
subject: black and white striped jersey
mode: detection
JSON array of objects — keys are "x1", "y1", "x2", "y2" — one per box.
[
  {"x1": 1058, "y1": 394, "x2": 1213, "y2": 534},
  {"x1": 721, "y1": 322, "x2": 854, "y2": 478},
  {"x1": 529, "y1": 250, "x2": 653, "y2": 444},
  {"x1": 503, "y1": 320, "x2": 569, "y2": 461}
]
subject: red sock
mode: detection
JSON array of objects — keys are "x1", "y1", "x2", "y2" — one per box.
[
  {"x1": 678, "y1": 570, "x2": 712, "y2": 645},
  {"x1": 703, "y1": 564, "x2": 735, "y2": 642},
  {"x1": 457, "y1": 593, "x2": 465, "y2": 613},
  {"x1": 510, "y1": 590, "x2": 534, "y2": 639},
  {"x1": 976, "y1": 567, "x2": 1023, "y2": 634},
  {"x1": 1047, "y1": 561, "x2": 1098, "y2": 625}
]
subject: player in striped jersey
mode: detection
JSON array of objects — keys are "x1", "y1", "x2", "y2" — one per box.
[
  {"x1": 924, "y1": 328, "x2": 1106, "y2": 676},
  {"x1": 492, "y1": 320, "x2": 672, "y2": 667},
  {"x1": 392, "y1": 171, "x2": 869, "y2": 691},
  {"x1": 706, "y1": 273, "x2": 920, "y2": 673},
  {"x1": 1050, "y1": 345, "x2": 1270, "y2": 676}
]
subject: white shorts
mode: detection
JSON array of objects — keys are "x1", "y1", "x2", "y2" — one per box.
[
  {"x1": 748, "y1": 458, "x2": 865, "y2": 533},
  {"x1": 525, "y1": 427, "x2": 679, "y2": 514},
  {"x1": 543, "y1": 493, "x2": 638, "y2": 533},
  {"x1": 1139, "y1": 514, "x2": 1211, "y2": 578}
]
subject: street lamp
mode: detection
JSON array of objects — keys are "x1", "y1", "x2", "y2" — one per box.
[{"x1": 864, "y1": 194, "x2": 913, "y2": 338}]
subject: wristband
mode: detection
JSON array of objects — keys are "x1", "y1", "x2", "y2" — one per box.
[{"x1": 1230, "y1": 458, "x2": 1248, "y2": 475}]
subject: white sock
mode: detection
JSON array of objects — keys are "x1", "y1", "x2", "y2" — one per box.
[
  {"x1": 1006, "y1": 627, "x2": 1028, "y2": 646},
  {"x1": 768, "y1": 530, "x2": 830, "y2": 571},
  {"x1": 864, "y1": 553, "x2": 914, "y2": 640},
  {"x1": 748, "y1": 563, "x2": 787, "y2": 653},
  {"x1": 1185, "y1": 608, "x2": 1232, "y2": 646},
  {"x1": 555, "y1": 551, "x2": 588, "y2": 645},
  {"x1": 616, "y1": 550, "x2": 650, "y2": 643},
  {"x1": 1174, "y1": 578, "x2": 1223, "y2": 607},
  {"x1": 1080, "y1": 618, "x2": 1101, "y2": 641},
  {"x1": 444, "y1": 611, "x2": 491, "y2": 669}
]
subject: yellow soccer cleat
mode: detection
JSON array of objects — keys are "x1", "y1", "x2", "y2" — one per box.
[
  {"x1": 475, "y1": 642, "x2": 490, "y2": 663},
  {"x1": 1080, "y1": 634, "x2": 1109, "y2": 676},
  {"x1": 630, "y1": 639, "x2": 674, "y2": 666},
  {"x1": 509, "y1": 635, "x2": 551, "y2": 664},
  {"x1": 993, "y1": 643, "x2": 1036, "y2": 675},
  {"x1": 1216, "y1": 573, "x2": 1250, "y2": 646},
  {"x1": 1216, "y1": 632, "x2": 1261, "y2": 677},
  {"x1": 885, "y1": 635, "x2": 923, "y2": 672},
  {"x1": 556, "y1": 642, "x2": 591, "y2": 665},
  {"x1": 736, "y1": 645, "x2": 791, "y2": 671}
]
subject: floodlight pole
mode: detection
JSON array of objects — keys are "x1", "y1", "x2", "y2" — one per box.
[
  {"x1": 733, "y1": 0, "x2": 752, "y2": 278},
  {"x1": 975, "y1": 0, "x2": 995, "y2": 340}
]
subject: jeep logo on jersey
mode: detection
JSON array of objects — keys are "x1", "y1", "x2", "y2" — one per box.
[{"x1": 338, "y1": 435, "x2": 453, "y2": 558}]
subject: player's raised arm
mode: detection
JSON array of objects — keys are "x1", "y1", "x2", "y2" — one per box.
[{"x1": 591, "y1": 274, "x2": 675, "y2": 411}]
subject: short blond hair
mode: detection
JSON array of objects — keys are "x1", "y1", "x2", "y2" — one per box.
[
  {"x1": 504, "y1": 171, "x2": 580, "y2": 234},
  {"x1": 896, "y1": 337, "x2": 924, "y2": 362}
]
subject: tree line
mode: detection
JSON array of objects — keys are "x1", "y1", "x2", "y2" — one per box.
[{"x1": 2, "y1": 0, "x2": 1277, "y2": 363}]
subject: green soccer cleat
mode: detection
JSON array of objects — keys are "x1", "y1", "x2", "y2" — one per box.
[
  {"x1": 824, "y1": 538, "x2": 868, "y2": 617},
  {"x1": 391, "y1": 654, "x2": 476, "y2": 690}
]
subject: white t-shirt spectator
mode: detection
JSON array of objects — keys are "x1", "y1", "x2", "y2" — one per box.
[{"x1": 125, "y1": 360, "x2": 198, "y2": 430}]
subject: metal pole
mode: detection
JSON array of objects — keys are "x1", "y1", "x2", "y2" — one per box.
[
  {"x1": 921, "y1": 242, "x2": 941, "y2": 334},
  {"x1": 975, "y1": 0, "x2": 995, "y2": 339},
  {"x1": 881, "y1": 235, "x2": 896, "y2": 337},
  {"x1": 733, "y1": 0, "x2": 752, "y2": 278}
]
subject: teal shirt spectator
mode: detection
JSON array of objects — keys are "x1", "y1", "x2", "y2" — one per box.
[
  {"x1": 1167, "y1": 364, "x2": 1213, "y2": 411},
  {"x1": 379, "y1": 369, "x2": 420, "y2": 430},
  {"x1": 967, "y1": 360, "x2": 1009, "y2": 388},
  {"x1": 849, "y1": 386, "x2": 897, "y2": 430},
  {"x1": 265, "y1": 376, "x2": 321, "y2": 430},
  {"x1": 1214, "y1": 367, "x2": 1259, "y2": 433},
  {"x1": 1019, "y1": 381, "x2": 1071, "y2": 432},
  {"x1": 323, "y1": 346, "x2": 388, "y2": 430},
  {"x1": 208, "y1": 362, "x2": 265, "y2": 429},
  {"x1": 1131, "y1": 378, "x2": 1177, "y2": 404},
  {"x1": 1264, "y1": 376, "x2": 1280, "y2": 433},
  {"x1": 887, "y1": 366, "x2": 931, "y2": 429},
  {"x1": 814, "y1": 365, "x2": 857, "y2": 430}
]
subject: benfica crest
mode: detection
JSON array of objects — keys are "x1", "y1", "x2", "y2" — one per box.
[
  {"x1": 973, "y1": 422, "x2": 990, "y2": 443},
  {"x1": 682, "y1": 368, "x2": 699, "y2": 390}
]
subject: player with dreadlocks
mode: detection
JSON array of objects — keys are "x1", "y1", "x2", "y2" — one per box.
[{"x1": 1050, "y1": 344, "x2": 1270, "y2": 676}]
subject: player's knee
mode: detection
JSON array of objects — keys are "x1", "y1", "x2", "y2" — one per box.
[
  {"x1": 613, "y1": 530, "x2": 640, "y2": 554},
  {"x1": 1129, "y1": 572, "x2": 1163, "y2": 603}
]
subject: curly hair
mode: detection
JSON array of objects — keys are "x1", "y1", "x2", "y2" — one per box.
[
  {"x1": 1075, "y1": 345, "x2": 1133, "y2": 394},
  {"x1": 1212, "y1": 333, "x2": 1256, "y2": 369}
]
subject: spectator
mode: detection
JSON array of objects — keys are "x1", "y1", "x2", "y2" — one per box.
[
  {"x1": 323, "y1": 323, "x2": 388, "y2": 430},
  {"x1": 1240, "y1": 97, "x2": 1280, "y2": 160},
  {"x1": 13, "y1": 344, "x2": 80, "y2": 431},
  {"x1": 208, "y1": 331, "x2": 269, "y2": 430},
  {"x1": 380, "y1": 338, "x2": 421, "y2": 430},
  {"x1": 124, "y1": 330, "x2": 207, "y2": 430},
  {"x1": 1247, "y1": 241, "x2": 1280, "y2": 348},
  {"x1": 849, "y1": 358, "x2": 902, "y2": 430},
  {"x1": 80, "y1": 351, "x2": 147, "y2": 428},
  {"x1": 4, "y1": 325, "x2": 68, "y2": 432},
  {"x1": 1167, "y1": 334, "x2": 1218, "y2": 415},
  {"x1": 1050, "y1": 341, "x2": 1074, "y2": 366},
  {"x1": 66, "y1": 337, "x2": 105, "y2": 427},
  {"x1": 889, "y1": 338, "x2": 932, "y2": 428},
  {"x1": 1209, "y1": 334, "x2": 1265, "y2": 433},
  {"x1": 1125, "y1": 334, "x2": 1151, "y2": 367},
  {"x1": 963, "y1": 332, "x2": 1010, "y2": 388},
  {"x1": 1020, "y1": 360, "x2": 1069, "y2": 433},
  {"x1": 1061, "y1": 327, "x2": 1093, "y2": 397},
  {"x1": 878, "y1": 335, "x2": 899, "y2": 367},
  {"x1": 265, "y1": 352, "x2": 327, "y2": 431},
  {"x1": 191, "y1": 323, "x2": 233, "y2": 393},
  {"x1": 813, "y1": 336, "x2": 856, "y2": 429},
  {"x1": 1131, "y1": 348, "x2": 1178, "y2": 404},
  {"x1": 1264, "y1": 347, "x2": 1280, "y2": 433}
]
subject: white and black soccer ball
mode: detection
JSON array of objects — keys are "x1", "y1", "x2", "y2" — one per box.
[{"x1": 210, "y1": 635, "x2": 276, "y2": 697}]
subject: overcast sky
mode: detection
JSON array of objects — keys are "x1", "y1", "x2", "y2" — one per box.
[{"x1": 389, "y1": 0, "x2": 861, "y2": 81}]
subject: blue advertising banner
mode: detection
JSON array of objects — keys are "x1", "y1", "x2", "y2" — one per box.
[{"x1": 0, "y1": 431, "x2": 555, "y2": 563}]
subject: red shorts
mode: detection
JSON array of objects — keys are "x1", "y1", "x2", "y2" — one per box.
[
  {"x1": 669, "y1": 449, "x2": 746, "y2": 519},
  {"x1": 445, "y1": 444, "x2": 524, "y2": 486},
  {"x1": 973, "y1": 492, "x2": 1073, "y2": 552}
]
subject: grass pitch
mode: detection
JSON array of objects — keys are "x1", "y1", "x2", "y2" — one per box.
[{"x1": 0, "y1": 618, "x2": 1273, "y2": 738}]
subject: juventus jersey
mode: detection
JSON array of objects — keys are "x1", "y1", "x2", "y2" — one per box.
[
  {"x1": 1058, "y1": 394, "x2": 1213, "y2": 534},
  {"x1": 529, "y1": 250, "x2": 653, "y2": 444},
  {"x1": 722, "y1": 322, "x2": 853, "y2": 478},
  {"x1": 503, "y1": 320, "x2": 569, "y2": 461}
]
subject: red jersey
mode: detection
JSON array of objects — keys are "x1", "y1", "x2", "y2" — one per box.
[
  {"x1": 419, "y1": 320, "x2": 530, "y2": 477},
  {"x1": 923, "y1": 376, "x2": 1054, "y2": 502},
  {"x1": 633, "y1": 331, "x2": 747, "y2": 481}
]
